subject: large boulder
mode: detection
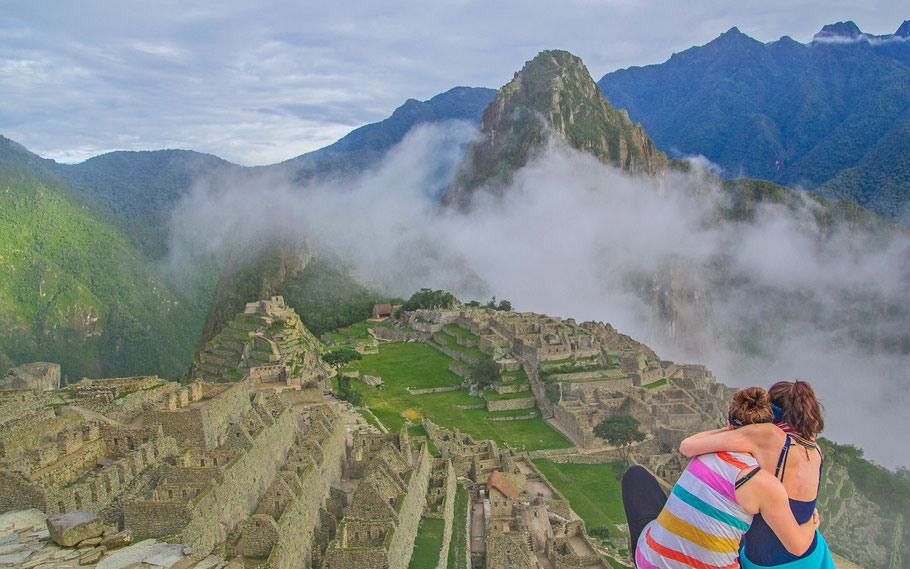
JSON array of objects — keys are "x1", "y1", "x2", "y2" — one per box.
[{"x1": 46, "y1": 511, "x2": 104, "y2": 547}]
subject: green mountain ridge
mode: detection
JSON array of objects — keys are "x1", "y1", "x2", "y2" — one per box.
[{"x1": 0, "y1": 136, "x2": 204, "y2": 381}]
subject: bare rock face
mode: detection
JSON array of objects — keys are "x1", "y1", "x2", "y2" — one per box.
[
  {"x1": 0, "y1": 362, "x2": 61, "y2": 391},
  {"x1": 441, "y1": 49, "x2": 668, "y2": 210},
  {"x1": 46, "y1": 511, "x2": 104, "y2": 547}
]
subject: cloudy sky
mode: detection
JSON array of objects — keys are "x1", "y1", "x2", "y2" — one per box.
[{"x1": 2, "y1": 0, "x2": 908, "y2": 165}]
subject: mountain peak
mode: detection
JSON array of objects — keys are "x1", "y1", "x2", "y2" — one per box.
[
  {"x1": 440, "y1": 50, "x2": 667, "y2": 209},
  {"x1": 814, "y1": 21, "x2": 864, "y2": 41},
  {"x1": 896, "y1": 20, "x2": 910, "y2": 38}
]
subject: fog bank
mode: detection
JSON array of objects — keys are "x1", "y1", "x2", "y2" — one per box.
[{"x1": 167, "y1": 122, "x2": 910, "y2": 468}]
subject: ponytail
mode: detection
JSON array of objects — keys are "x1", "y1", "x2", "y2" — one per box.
[{"x1": 769, "y1": 380, "x2": 824, "y2": 439}]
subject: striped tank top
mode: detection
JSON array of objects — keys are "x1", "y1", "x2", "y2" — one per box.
[{"x1": 636, "y1": 451, "x2": 758, "y2": 569}]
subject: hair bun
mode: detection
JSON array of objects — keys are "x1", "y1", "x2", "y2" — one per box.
[
  {"x1": 735, "y1": 386, "x2": 770, "y2": 408},
  {"x1": 729, "y1": 387, "x2": 774, "y2": 426}
]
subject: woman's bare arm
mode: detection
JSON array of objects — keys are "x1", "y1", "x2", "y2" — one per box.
[
  {"x1": 679, "y1": 426, "x2": 756, "y2": 457},
  {"x1": 747, "y1": 472, "x2": 819, "y2": 555}
]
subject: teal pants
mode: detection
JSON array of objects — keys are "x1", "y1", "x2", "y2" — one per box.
[{"x1": 740, "y1": 532, "x2": 835, "y2": 569}]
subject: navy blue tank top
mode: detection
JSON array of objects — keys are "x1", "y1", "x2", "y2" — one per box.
[{"x1": 742, "y1": 433, "x2": 821, "y2": 565}]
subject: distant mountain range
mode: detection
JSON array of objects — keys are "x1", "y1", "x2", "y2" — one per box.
[
  {"x1": 3, "y1": 19, "x2": 910, "y2": 380},
  {"x1": 598, "y1": 20, "x2": 910, "y2": 224}
]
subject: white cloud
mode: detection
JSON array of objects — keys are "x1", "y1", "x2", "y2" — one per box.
[
  {"x1": 166, "y1": 125, "x2": 910, "y2": 468},
  {"x1": 3, "y1": 1, "x2": 908, "y2": 164}
]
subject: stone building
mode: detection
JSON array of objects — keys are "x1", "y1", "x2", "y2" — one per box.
[
  {"x1": 554, "y1": 362, "x2": 729, "y2": 449},
  {"x1": 322, "y1": 430, "x2": 433, "y2": 569},
  {"x1": 0, "y1": 378, "x2": 178, "y2": 518}
]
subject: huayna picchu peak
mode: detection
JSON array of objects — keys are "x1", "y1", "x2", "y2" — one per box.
[{"x1": 440, "y1": 49, "x2": 668, "y2": 209}]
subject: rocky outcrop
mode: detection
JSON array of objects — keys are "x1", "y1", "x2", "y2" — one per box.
[{"x1": 441, "y1": 49, "x2": 668, "y2": 209}]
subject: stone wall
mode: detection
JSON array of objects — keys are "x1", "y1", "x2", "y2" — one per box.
[
  {"x1": 387, "y1": 443, "x2": 433, "y2": 569},
  {"x1": 435, "y1": 460, "x2": 457, "y2": 569},
  {"x1": 264, "y1": 406, "x2": 346, "y2": 569},
  {"x1": 142, "y1": 382, "x2": 250, "y2": 449},
  {"x1": 371, "y1": 326, "x2": 428, "y2": 343},
  {"x1": 101, "y1": 382, "x2": 177, "y2": 424},
  {"x1": 123, "y1": 500, "x2": 191, "y2": 537},
  {"x1": 485, "y1": 412, "x2": 538, "y2": 421},
  {"x1": 427, "y1": 341, "x2": 484, "y2": 367},
  {"x1": 406, "y1": 385, "x2": 464, "y2": 395},
  {"x1": 484, "y1": 395, "x2": 536, "y2": 412},
  {"x1": 179, "y1": 407, "x2": 297, "y2": 550},
  {"x1": 0, "y1": 362, "x2": 60, "y2": 391},
  {"x1": 551, "y1": 368, "x2": 626, "y2": 382},
  {"x1": 448, "y1": 361, "x2": 470, "y2": 379},
  {"x1": 559, "y1": 377, "x2": 635, "y2": 397},
  {"x1": 5, "y1": 432, "x2": 179, "y2": 516},
  {"x1": 276, "y1": 388, "x2": 325, "y2": 406}
]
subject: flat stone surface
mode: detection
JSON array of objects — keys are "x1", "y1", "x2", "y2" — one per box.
[
  {"x1": 192, "y1": 555, "x2": 224, "y2": 569},
  {"x1": 100, "y1": 530, "x2": 132, "y2": 551},
  {"x1": 0, "y1": 510, "x2": 45, "y2": 533},
  {"x1": 0, "y1": 543, "x2": 25, "y2": 555},
  {"x1": 95, "y1": 539, "x2": 161, "y2": 569},
  {"x1": 79, "y1": 547, "x2": 105, "y2": 565},
  {"x1": 29, "y1": 529, "x2": 51, "y2": 541},
  {"x1": 0, "y1": 550, "x2": 32, "y2": 565},
  {"x1": 0, "y1": 534, "x2": 18, "y2": 546},
  {"x1": 142, "y1": 544, "x2": 191, "y2": 567}
]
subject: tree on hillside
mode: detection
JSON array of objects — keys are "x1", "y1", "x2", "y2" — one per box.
[
  {"x1": 470, "y1": 356, "x2": 501, "y2": 389},
  {"x1": 322, "y1": 348, "x2": 362, "y2": 369},
  {"x1": 594, "y1": 414, "x2": 646, "y2": 463},
  {"x1": 335, "y1": 376, "x2": 363, "y2": 406},
  {"x1": 397, "y1": 288, "x2": 458, "y2": 316}
]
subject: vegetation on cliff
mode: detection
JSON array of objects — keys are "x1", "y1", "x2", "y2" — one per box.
[
  {"x1": 0, "y1": 136, "x2": 203, "y2": 380},
  {"x1": 441, "y1": 49, "x2": 667, "y2": 209}
]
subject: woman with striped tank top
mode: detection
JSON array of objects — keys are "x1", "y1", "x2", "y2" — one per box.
[
  {"x1": 680, "y1": 380, "x2": 834, "y2": 568},
  {"x1": 622, "y1": 387, "x2": 819, "y2": 569}
]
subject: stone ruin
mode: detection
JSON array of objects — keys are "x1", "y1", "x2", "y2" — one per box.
[
  {"x1": 554, "y1": 359, "x2": 729, "y2": 450},
  {"x1": 193, "y1": 296, "x2": 332, "y2": 396},
  {"x1": 323, "y1": 426, "x2": 444, "y2": 569},
  {"x1": 422, "y1": 419, "x2": 609, "y2": 569}
]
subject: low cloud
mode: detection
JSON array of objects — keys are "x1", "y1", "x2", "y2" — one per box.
[{"x1": 167, "y1": 122, "x2": 910, "y2": 468}]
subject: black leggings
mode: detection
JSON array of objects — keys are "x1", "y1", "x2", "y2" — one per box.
[{"x1": 622, "y1": 465, "x2": 668, "y2": 555}]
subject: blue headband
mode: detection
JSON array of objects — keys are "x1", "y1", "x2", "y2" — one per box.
[{"x1": 771, "y1": 403, "x2": 784, "y2": 423}]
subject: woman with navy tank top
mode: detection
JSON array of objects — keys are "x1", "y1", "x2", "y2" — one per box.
[
  {"x1": 622, "y1": 387, "x2": 820, "y2": 569},
  {"x1": 680, "y1": 380, "x2": 835, "y2": 568}
]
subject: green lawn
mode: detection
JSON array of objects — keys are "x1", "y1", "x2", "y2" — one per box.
[
  {"x1": 501, "y1": 369, "x2": 528, "y2": 379},
  {"x1": 408, "y1": 517, "x2": 447, "y2": 569},
  {"x1": 531, "y1": 459, "x2": 627, "y2": 532},
  {"x1": 642, "y1": 378, "x2": 667, "y2": 389},
  {"x1": 347, "y1": 342, "x2": 571, "y2": 451},
  {"x1": 433, "y1": 332, "x2": 488, "y2": 360},
  {"x1": 483, "y1": 389, "x2": 533, "y2": 401},
  {"x1": 449, "y1": 485, "x2": 469, "y2": 569},
  {"x1": 444, "y1": 323, "x2": 481, "y2": 340}
]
